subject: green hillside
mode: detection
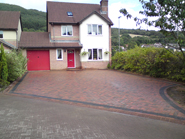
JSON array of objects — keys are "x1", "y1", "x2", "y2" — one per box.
[
  {"x1": 0, "y1": 3, "x2": 46, "y2": 32},
  {"x1": 111, "y1": 28, "x2": 176, "y2": 48}
]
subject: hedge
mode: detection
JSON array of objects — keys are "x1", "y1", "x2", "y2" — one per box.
[{"x1": 110, "y1": 47, "x2": 185, "y2": 81}]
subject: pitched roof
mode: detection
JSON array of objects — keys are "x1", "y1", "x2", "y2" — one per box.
[
  {"x1": 0, "y1": 40, "x2": 17, "y2": 49},
  {"x1": 0, "y1": 11, "x2": 20, "y2": 30},
  {"x1": 19, "y1": 32, "x2": 82, "y2": 48},
  {"x1": 47, "y1": 1, "x2": 113, "y2": 25}
]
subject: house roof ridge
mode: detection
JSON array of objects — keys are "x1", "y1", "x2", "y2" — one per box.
[{"x1": 79, "y1": 10, "x2": 113, "y2": 25}]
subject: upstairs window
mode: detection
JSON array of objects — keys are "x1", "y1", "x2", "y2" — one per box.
[
  {"x1": 67, "y1": 12, "x2": 73, "y2": 16},
  {"x1": 0, "y1": 31, "x2": 3, "y2": 38},
  {"x1": 61, "y1": 26, "x2": 73, "y2": 36},
  {"x1": 88, "y1": 24, "x2": 102, "y2": 35}
]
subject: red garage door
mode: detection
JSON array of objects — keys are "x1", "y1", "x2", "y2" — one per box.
[{"x1": 27, "y1": 50, "x2": 50, "y2": 71}]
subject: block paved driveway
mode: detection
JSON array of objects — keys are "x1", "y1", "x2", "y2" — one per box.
[{"x1": 10, "y1": 70, "x2": 185, "y2": 122}]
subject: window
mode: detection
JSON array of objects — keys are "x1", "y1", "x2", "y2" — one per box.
[
  {"x1": 87, "y1": 24, "x2": 102, "y2": 35},
  {"x1": 56, "y1": 49, "x2": 63, "y2": 60},
  {"x1": 61, "y1": 26, "x2": 73, "y2": 36},
  {"x1": 0, "y1": 31, "x2": 3, "y2": 38},
  {"x1": 67, "y1": 12, "x2": 73, "y2": 16},
  {"x1": 88, "y1": 48, "x2": 103, "y2": 60}
]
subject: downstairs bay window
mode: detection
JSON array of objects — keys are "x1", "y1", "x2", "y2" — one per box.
[{"x1": 88, "y1": 49, "x2": 102, "y2": 60}]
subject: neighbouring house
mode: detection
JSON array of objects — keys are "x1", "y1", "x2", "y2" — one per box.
[
  {"x1": 0, "y1": 11, "x2": 22, "y2": 50},
  {"x1": 19, "y1": 0, "x2": 113, "y2": 71}
]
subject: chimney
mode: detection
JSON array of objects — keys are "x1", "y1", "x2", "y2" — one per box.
[{"x1": 100, "y1": 0, "x2": 108, "y2": 15}]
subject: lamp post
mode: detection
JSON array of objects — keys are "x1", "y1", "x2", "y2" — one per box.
[{"x1": 118, "y1": 16, "x2": 121, "y2": 52}]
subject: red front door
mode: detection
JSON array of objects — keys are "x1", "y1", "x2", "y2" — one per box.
[{"x1": 67, "y1": 50, "x2": 75, "y2": 68}]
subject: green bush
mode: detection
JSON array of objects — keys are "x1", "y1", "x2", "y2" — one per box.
[
  {"x1": 0, "y1": 79, "x2": 9, "y2": 91},
  {"x1": 111, "y1": 47, "x2": 185, "y2": 81},
  {"x1": 0, "y1": 44, "x2": 8, "y2": 81},
  {"x1": 107, "y1": 63, "x2": 111, "y2": 69},
  {"x1": 5, "y1": 49, "x2": 27, "y2": 82}
]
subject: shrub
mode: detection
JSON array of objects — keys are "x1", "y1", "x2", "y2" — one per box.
[
  {"x1": 107, "y1": 63, "x2": 111, "y2": 69},
  {"x1": 5, "y1": 49, "x2": 27, "y2": 82},
  {"x1": 111, "y1": 47, "x2": 185, "y2": 82},
  {"x1": 0, "y1": 79, "x2": 9, "y2": 91},
  {"x1": 0, "y1": 44, "x2": 8, "y2": 81}
]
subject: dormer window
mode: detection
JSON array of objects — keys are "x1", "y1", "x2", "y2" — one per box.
[
  {"x1": 0, "y1": 31, "x2": 3, "y2": 39},
  {"x1": 67, "y1": 12, "x2": 73, "y2": 16}
]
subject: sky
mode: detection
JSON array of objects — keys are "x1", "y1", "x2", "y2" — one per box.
[{"x1": 0, "y1": 0, "x2": 159, "y2": 30}]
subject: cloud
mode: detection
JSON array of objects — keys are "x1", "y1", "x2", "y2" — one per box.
[{"x1": 109, "y1": 1, "x2": 159, "y2": 30}]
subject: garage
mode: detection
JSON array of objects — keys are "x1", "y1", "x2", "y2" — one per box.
[{"x1": 27, "y1": 50, "x2": 50, "y2": 71}]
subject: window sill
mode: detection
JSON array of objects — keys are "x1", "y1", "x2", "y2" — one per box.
[
  {"x1": 87, "y1": 34, "x2": 103, "y2": 37},
  {"x1": 61, "y1": 35, "x2": 73, "y2": 37},
  {"x1": 88, "y1": 59, "x2": 103, "y2": 61},
  {"x1": 57, "y1": 59, "x2": 63, "y2": 61}
]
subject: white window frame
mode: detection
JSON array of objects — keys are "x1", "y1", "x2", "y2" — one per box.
[
  {"x1": 87, "y1": 24, "x2": 102, "y2": 35},
  {"x1": 56, "y1": 49, "x2": 63, "y2": 60},
  {"x1": 61, "y1": 25, "x2": 73, "y2": 36},
  {"x1": 88, "y1": 48, "x2": 103, "y2": 61},
  {"x1": 0, "y1": 31, "x2": 3, "y2": 39}
]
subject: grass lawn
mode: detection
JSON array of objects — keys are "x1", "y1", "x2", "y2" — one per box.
[{"x1": 167, "y1": 85, "x2": 185, "y2": 109}]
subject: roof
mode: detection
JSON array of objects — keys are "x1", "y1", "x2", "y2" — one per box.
[
  {"x1": 0, "y1": 11, "x2": 20, "y2": 30},
  {"x1": 19, "y1": 32, "x2": 82, "y2": 49},
  {"x1": 0, "y1": 39, "x2": 17, "y2": 49},
  {"x1": 47, "y1": 1, "x2": 113, "y2": 25}
]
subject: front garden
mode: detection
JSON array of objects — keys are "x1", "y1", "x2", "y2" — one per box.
[{"x1": 0, "y1": 43, "x2": 27, "y2": 91}]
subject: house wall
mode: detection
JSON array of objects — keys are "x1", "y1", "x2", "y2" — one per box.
[
  {"x1": 3, "y1": 30, "x2": 16, "y2": 40},
  {"x1": 50, "y1": 49, "x2": 68, "y2": 70},
  {"x1": 109, "y1": 26, "x2": 112, "y2": 65},
  {"x1": 81, "y1": 61, "x2": 109, "y2": 69},
  {"x1": 3, "y1": 30, "x2": 17, "y2": 47},
  {"x1": 17, "y1": 19, "x2": 22, "y2": 42},
  {"x1": 50, "y1": 25, "x2": 79, "y2": 41},
  {"x1": 50, "y1": 49, "x2": 81, "y2": 70},
  {"x1": 75, "y1": 49, "x2": 81, "y2": 68},
  {"x1": 22, "y1": 49, "x2": 27, "y2": 70},
  {"x1": 79, "y1": 14, "x2": 110, "y2": 69}
]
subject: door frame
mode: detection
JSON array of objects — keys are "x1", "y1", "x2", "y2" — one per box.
[{"x1": 67, "y1": 49, "x2": 76, "y2": 68}]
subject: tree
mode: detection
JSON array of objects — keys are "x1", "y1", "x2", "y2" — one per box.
[
  {"x1": 120, "y1": 0, "x2": 185, "y2": 59},
  {"x1": 128, "y1": 41, "x2": 138, "y2": 50},
  {"x1": 0, "y1": 44, "x2": 8, "y2": 81},
  {"x1": 112, "y1": 46, "x2": 123, "y2": 56}
]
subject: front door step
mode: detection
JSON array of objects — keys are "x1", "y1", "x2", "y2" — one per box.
[{"x1": 67, "y1": 68, "x2": 82, "y2": 71}]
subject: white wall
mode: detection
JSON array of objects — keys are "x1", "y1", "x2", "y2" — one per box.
[
  {"x1": 17, "y1": 19, "x2": 22, "y2": 41},
  {"x1": 80, "y1": 14, "x2": 110, "y2": 62},
  {"x1": 3, "y1": 30, "x2": 16, "y2": 40}
]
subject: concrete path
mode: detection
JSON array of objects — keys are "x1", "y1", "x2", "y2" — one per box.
[
  {"x1": 9, "y1": 70, "x2": 185, "y2": 123},
  {"x1": 0, "y1": 94, "x2": 185, "y2": 139}
]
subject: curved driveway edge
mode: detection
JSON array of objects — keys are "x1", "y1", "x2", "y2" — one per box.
[{"x1": 9, "y1": 70, "x2": 185, "y2": 124}]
